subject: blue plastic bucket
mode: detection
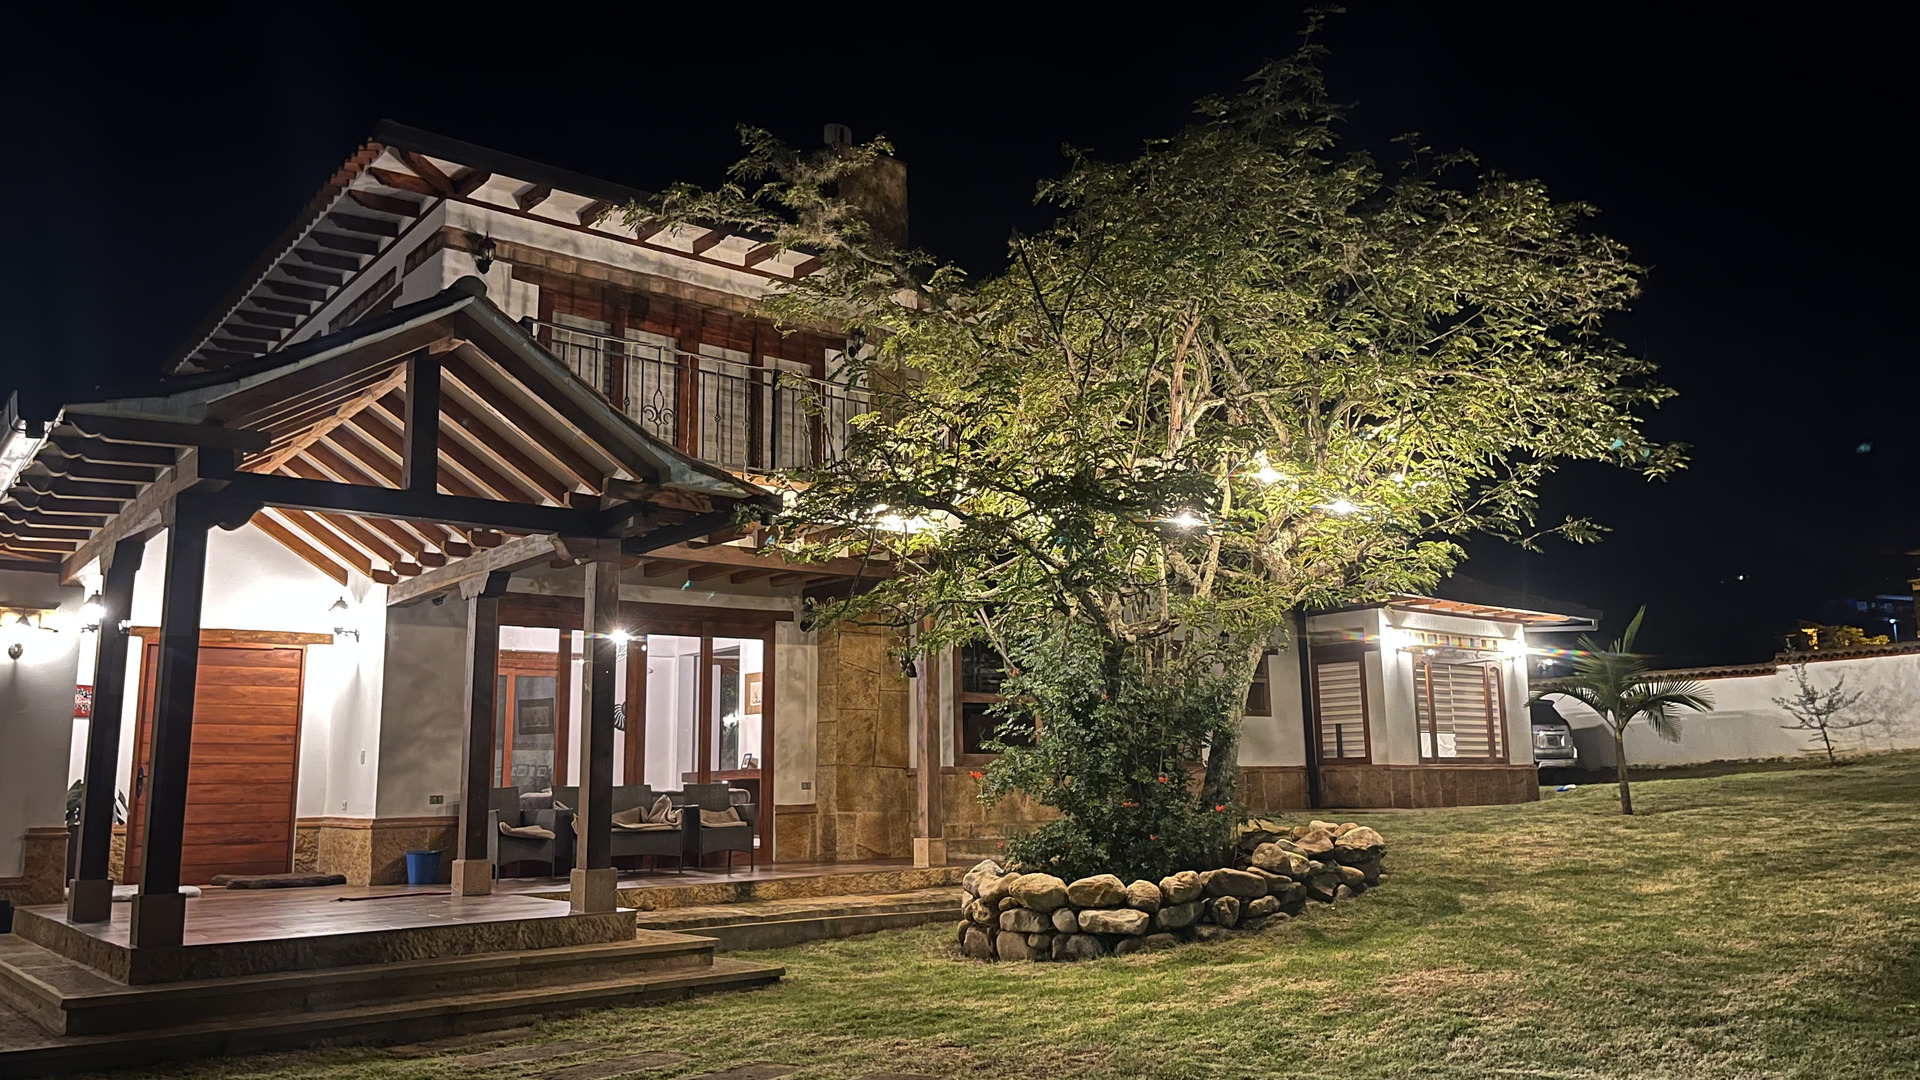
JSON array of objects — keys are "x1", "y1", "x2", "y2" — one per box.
[{"x1": 404, "y1": 849, "x2": 442, "y2": 886}]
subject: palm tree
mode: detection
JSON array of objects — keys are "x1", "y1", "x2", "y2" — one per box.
[{"x1": 1533, "y1": 606, "x2": 1713, "y2": 814}]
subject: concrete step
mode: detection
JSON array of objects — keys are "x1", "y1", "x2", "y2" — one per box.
[
  {"x1": 0, "y1": 929, "x2": 718, "y2": 1036},
  {"x1": 0, "y1": 954, "x2": 783, "y2": 1079},
  {"x1": 631, "y1": 889, "x2": 961, "y2": 951}
]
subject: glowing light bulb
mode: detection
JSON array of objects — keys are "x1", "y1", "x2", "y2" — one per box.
[
  {"x1": 1322, "y1": 499, "x2": 1359, "y2": 516},
  {"x1": 1167, "y1": 510, "x2": 1206, "y2": 530}
]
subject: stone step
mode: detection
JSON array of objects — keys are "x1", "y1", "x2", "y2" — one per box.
[
  {"x1": 0, "y1": 954, "x2": 783, "y2": 1079},
  {"x1": 630, "y1": 889, "x2": 961, "y2": 951},
  {"x1": 0, "y1": 929, "x2": 718, "y2": 1036}
]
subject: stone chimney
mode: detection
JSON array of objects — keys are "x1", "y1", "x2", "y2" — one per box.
[{"x1": 826, "y1": 123, "x2": 908, "y2": 251}]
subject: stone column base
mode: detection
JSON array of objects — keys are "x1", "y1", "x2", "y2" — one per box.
[
  {"x1": 67, "y1": 878, "x2": 115, "y2": 923},
  {"x1": 128, "y1": 891, "x2": 188, "y2": 948},
  {"x1": 913, "y1": 837, "x2": 948, "y2": 868},
  {"x1": 450, "y1": 859, "x2": 493, "y2": 896},
  {"x1": 569, "y1": 867, "x2": 619, "y2": 914}
]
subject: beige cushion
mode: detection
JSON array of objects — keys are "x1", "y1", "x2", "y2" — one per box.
[
  {"x1": 498, "y1": 821, "x2": 555, "y2": 840},
  {"x1": 611, "y1": 804, "x2": 647, "y2": 828},
  {"x1": 647, "y1": 794, "x2": 681, "y2": 825},
  {"x1": 614, "y1": 820, "x2": 678, "y2": 832},
  {"x1": 700, "y1": 807, "x2": 747, "y2": 827}
]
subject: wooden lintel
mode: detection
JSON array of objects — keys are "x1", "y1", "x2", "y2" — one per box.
[
  {"x1": 126, "y1": 625, "x2": 337, "y2": 646},
  {"x1": 348, "y1": 188, "x2": 425, "y2": 217}
]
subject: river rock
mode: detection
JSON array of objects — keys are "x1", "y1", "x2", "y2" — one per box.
[
  {"x1": 1205, "y1": 868, "x2": 1268, "y2": 899},
  {"x1": 1079, "y1": 907, "x2": 1151, "y2": 935},
  {"x1": 1250, "y1": 843, "x2": 1312, "y2": 879},
  {"x1": 1208, "y1": 895, "x2": 1241, "y2": 927},
  {"x1": 961, "y1": 859, "x2": 1004, "y2": 897},
  {"x1": 1000, "y1": 907, "x2": 1051, "y2": 934},
  {"x1": 1114, "y1": 932, "x2": 1181, "y2": 957},
  {"x1": 1245, "y1": 895, "x2": 1281, "y2": 919},
  {"x1": 1293, "y1": 827, "x2": 1336, "y2": 857},
  {"x1": 1336, "y1": 884, "x2": 1359, "y2": 901},
  {"x1": 995, "y1": 929, "x2": 1036, "y2": 961},
  {"x1": 1159, "y1": 871, "x2": 1204, "y2": 904},
  {"x1": 966, "y1": 898, "x2": 996, "y2": 925},
  {"x1": 1059, "y1": 933, "x2": 1109, "y2": 961},
  {"x1": 1051, "y1": 907, "x2": 1080, "y2": 934},
  {"x1": 1335, "y1": 864, "x2": 1365, "y2": 888},
  {"x1": 1154, "y1": 900, "x2": 1203, "y2": 931},
  {"x1": 1304, "y1": 872, "x2": 1340, "y2": 903},
  {"x1": 1192, "y1": 923, "x2": 1234, "y2": 943},
  {"x1": 961, "y1": 924, "x2": 993, "y2": 959},
  {"x1": 1125, "y1": 880, "x2": 1163, "y2": 914},
  {"x1": 1356, "y1": 856, "x2": 1384, "y2": 885},
  {"x1": 1332, "y1": 826, "x2": 1386, "y2": 863},
  {"x1": 956, "y1": 921, "x2": 971, "y2": 946},
  {"x1": 1066, "y1": 874, "x2": 1128, "y2": 908},
  {"x1": 976, "y1": 872, "x2": 1014, "y2": 908},
  {"x1": 1006, "y1": 873, "x2": 1070, "y2": 911}
]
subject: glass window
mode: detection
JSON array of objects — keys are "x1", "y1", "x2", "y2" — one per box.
[
  {"x1": 957, "y1": 643, "x2": 1029, "y2": 757},
  {"x1": 1415, "y1": 660, "x2": 1502, "y2": 760},
  {"x1": 1314, "y1": 659, "x2": 1369, "y2": 760}
]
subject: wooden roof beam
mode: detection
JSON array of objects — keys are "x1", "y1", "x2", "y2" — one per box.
[
  {"x1": 290, "y1": 247, "x2": 362, "y2": 274},
  {"x1": 270, "y1": 507, "x2": 398, "y2": 585},
  {"x1": 450, "y1": 168, "x2": 494, "y2": 198},
  {"x1": 437, "y1": 395, "x2": 576, "y2": 504},
  {"x1": 282, "y1": 263, "x2": 347, "y2": 288},
  {"x1": 440, "y1": 356, "x2": 602, "y2": 490},
  {"x1": 396, "y1": 152, "x2": 456, "y2": 196},
  {"x1": 348, "y1": 188, "x2": 426, "y2": 217},
  {"x1": 251, "y1": 511, "x2": 350, "y2": 586},
  {"x1": 368, "y1": 166, "x2": 441, "y2": 197},
  {"x1": 514, "y1": 184, "x2": 553, "y2": 212}
]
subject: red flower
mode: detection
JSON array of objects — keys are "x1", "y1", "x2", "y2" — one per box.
[
  {"x1": 1214, "y1": 804, "x2": 1227, "y2": 812},
  {"x1": 968, "y1": 770, "x2": 984, "y2": 781},
  {"x1": 1157, "y1": 775, "x2": 1169, "y2": 783},
  {"x1": 1149, "y1": 834, "x2": 1158, "y2": 841},
  {"x1": 1122, "y1": 800, "x2": 1138, "y2": 808}
]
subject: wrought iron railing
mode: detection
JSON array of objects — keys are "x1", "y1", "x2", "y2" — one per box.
[{"x1": 523, "y1": 318, "x2": 873, "y2": 473}]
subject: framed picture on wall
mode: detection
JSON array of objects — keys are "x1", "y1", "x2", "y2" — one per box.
[{"x1": 744, "y1": 672, "x2": 763, "y2": 715}]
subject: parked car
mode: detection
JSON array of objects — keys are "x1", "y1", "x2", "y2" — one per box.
[{"x1": 1529, "y1": 700, "x2": 1579, "y2": 771}]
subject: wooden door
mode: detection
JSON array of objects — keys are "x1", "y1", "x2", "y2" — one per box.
[{"x1": 125, "y1": 643, "x2": 304, "y2": 885}]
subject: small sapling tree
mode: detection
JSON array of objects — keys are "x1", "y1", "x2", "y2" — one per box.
[{"x1": 1772, "y1": 663, "x2": 1870, "y2": 765}]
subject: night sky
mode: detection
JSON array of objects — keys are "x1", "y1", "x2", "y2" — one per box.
[{"x1": 5, "y1": 6, "x2": 1910, "y2": 666}]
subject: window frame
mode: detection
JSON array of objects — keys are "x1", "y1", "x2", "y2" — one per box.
[
  {"x1": 1309, "y1": 644, "x2": 1374, "y2": 764},
  {"x1": 1413, "y1": 656, "x2": 1509, "y2": 764},
  {"x1": 952, "y1": 642, "x2": 1024, "y2": 765}
]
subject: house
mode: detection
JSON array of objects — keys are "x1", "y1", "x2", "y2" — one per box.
[{"x1": 0, "y1": 125, "x2": 1584, "y2": 936}]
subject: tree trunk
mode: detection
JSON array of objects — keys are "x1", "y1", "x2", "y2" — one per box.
[
  {"x1": 1819, "y1": 724, "x2": 1837, "y2": 765},
  {"x1": 1613, "y1": 725, "x2": 1634, "y2": 815}
]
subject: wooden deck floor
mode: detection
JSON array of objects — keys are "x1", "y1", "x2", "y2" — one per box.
[{"x1": 494, "y1": 857, "x2": 954, "y2": 896}]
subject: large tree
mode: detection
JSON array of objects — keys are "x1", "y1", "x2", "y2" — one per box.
[{"x1": 639, "y1": 26, "x2": 1684, "y2": 842}]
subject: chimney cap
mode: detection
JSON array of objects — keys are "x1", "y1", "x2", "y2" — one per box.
[{"x1": 824, "y1": 123, "x2": 853, "y2": 149}]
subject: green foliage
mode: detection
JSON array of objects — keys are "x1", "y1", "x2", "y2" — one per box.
[
  {"x1": 1784, "y1": 623, "x2": 1890, "y2": 652},
  {"x1": 639, "y1": 18, "x2": 1686, "y2": 833},
  {"x1": 1534, "y1": 606, "x2": 1714, "y2": 813},
  {"x1": 979, "y1": 621, "x2": 1240, "y2": 881},
  {"x1": 64, "y1": 780, "x2": 126, "y2": 827}
]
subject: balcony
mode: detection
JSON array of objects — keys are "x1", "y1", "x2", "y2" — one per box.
[{"x1": 523, "y1": 318, "x2": 873, "y2": 474}]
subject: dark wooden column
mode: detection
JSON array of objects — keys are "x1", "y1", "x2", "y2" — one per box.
[
  {"x1": 67, "y1": 535, "x2": 147, "y2": 922},
  {"x1": 571, "y1": 545, "x2": 622, "y2": 913},
  {"x1": 129, "y1": 494, "x2": 214, "y2": 948},
  {"x1": 623, "y1": 636, "x2": 647, "y2": 786},
  {"x1": 402, "y1": 351, "x2": 441, "y2": 493},
  {"x1": 453, "y1": 569, "x2": 511, "y2": 896},
  {"x1": 914, "y1": 635, "x2": 945, "y2": 867}
]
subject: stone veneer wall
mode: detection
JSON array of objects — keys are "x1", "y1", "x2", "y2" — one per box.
[
  {"x1": 293, "y1": 817, "x2": 457, "y2": 885},
  {"x1": 1319, "y1": 764, "x2": 1538, "y2": 809},
  {"x1": 936, "y1": 769, "x2": 1059, "y2": 862},
  {"x1": 0, "y1": 828, "x2": 71, "y2": 907},
  {"x1": 811, "y1": 625, "x2": 914, "y2": 861}
]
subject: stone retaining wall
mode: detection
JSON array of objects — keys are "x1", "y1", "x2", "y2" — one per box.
[{"x1": 954, "y1": 820, "x2": 1387, "y2": 961}]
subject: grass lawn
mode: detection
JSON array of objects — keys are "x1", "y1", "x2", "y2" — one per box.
[{"x1": 110, "y1": 753, "x2": 1920, "y2": 1080}]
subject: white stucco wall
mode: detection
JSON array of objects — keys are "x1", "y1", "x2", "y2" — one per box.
[
  {"x1": 1236, "y1": 621, "x2": 1310, "y2": 768},
  {"x1": 1542, "y1": 650, "x2": 1920, "y2": 768},
  {"x1": 75, "y1": 524, "x2": 387, "y2": 821},
  {"x1": 0, "y1": 570, "x2": 85, "y2": 876}
]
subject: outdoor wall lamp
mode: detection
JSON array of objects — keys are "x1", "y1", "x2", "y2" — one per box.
[
  {"x1": 2, "y1": 609, "x2": 58, "y2": 660},
  {"x1": 79, "y1": 592, "x2": 104, "y2": 632},
  {"x1": 468, "y1": 233, "x2": 496, "y2": 274},
  {"x1": 329, "y1": 596, "x2": 359, "y2": 642}
]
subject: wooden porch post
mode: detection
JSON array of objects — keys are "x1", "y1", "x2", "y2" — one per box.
[
  {"x1": 130, "y1": 494, "x2": 214, "y2": 948},
  {"x1": 67, "y1": 535, "x2": 147, "y2": 922},
  {"x1": 452, "y1": 570, "x2": 511, "y2": 896},
  {"x1": 570, "y1": 545, "x2": 621, "y2": 913},
  {"x1": 913, "y1": 636, "x2": 945, "y2": 868}
]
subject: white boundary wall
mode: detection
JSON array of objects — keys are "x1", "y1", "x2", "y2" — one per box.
[{"x1": 1542, "y1": 649, "x2": 1920, "y2": 768}]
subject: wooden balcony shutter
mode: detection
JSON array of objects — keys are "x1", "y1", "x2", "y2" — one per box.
[
  {"x1": 1313, "y1": 659, "x2": 1369, "y2": 761},
  {"x1": 1414, "y1": 660, "x2": 1502, "y2": 760}
]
